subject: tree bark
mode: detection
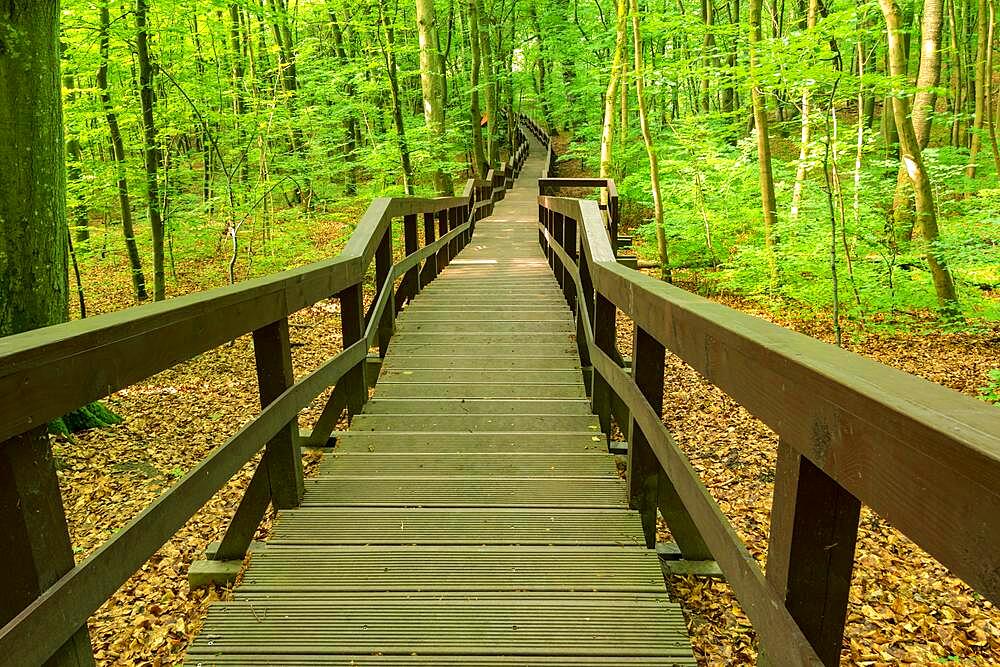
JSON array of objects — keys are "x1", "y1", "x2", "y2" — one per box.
[
  {"x1": 136, "y1": 0, "x2": 166, "y2": 301},
  {"x1": 417, "y1": 0, "x2": 455, "y2": 194},
  {"x1": 891, "y1": 0, "x2": 944, "y2": 243},
  {"x1": 381, "y1": 10, "x2": 416, "y2": 194},
  {"x1": 98, "y1": 2, "x2": 148, "y2": 301},
  {"x1": 789, "y1": 0, "x2": 819, "y2": 220},
  {"x1": 629, "y1": 0, "x2": 672, "y2": 281},
  {"x1": 468, "y1": 0, "x2": 490, "y2": 176},
  {"x1": 967, "y1": 0, "x2": 989, "y2": 180},
  {"x1": 880, "y1": 0, "x2": 961, "y2": 313},
  {"x1": 600, "y1": 0, "x2": 629, "y2": 185},
  {"x1": 749, "y1": 0, "x2": 781, "y2": 289},
  {"x1": 478, "y1": 0, "x2": 499, "y2": 167}
]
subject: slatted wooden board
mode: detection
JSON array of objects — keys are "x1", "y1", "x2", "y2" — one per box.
[{"x1": 185, "y1": 136, "x2": 696, "y2": 666}]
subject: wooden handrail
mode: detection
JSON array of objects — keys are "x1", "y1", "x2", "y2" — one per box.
[
  {"x1": 0, "y1": 120, "x2": 531, "y2": 665},
  {"x1": 537, "y1": 193, "x2": 1000, "y2": 666}
]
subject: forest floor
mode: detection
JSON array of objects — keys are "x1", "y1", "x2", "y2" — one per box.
[{"x1": 57, "y1": 196, "x2": 999, "y2": 665}]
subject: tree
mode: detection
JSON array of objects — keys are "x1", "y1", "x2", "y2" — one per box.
[
  {"x1": 749, "y1": 0, "x2": 780, "y2": 289},
  {"x1": 136, "y1": 0, "x2": 166, "y2": 301},
  {"x1": 600, "y1": 0, "x2": 629, "y2": 185},
  {"x1": 417, "y1": 0, "x2": 455, "y2": 194},
  {"x1": 880, "y1": 0, "x2": 960, "y2": 313},
  {"x1": 629, "y1": 0, "x2": 672, "y2": 281}
]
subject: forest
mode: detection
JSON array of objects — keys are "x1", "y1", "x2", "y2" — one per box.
[
  {"x1": 3, "y1": 0, "x2": 995, "y2": 334},
  {"x1": 1, "y1": 0, "x2": 999, "y2": 664}
]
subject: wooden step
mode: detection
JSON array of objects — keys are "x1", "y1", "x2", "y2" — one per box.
[
  {"x1": 318, "y1": 453, "x2": 617, "y2": 477},
  {"x1": 349, "y1": 414, "x2": 601, "y2": 432},
  {"x1": 374, "y1": 382, "x2": 586, "y2": 399},
  {"x1": 268, "y1": 508, "x2": 647, "y2": 546},
  {"x1": 333, "y1": 431, "x2": 606, "y2": 453},
  {"x1": 362, "y1": 398, "x2": 593, "y2": 415}
]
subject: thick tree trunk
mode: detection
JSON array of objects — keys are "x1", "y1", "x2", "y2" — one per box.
[
  {"x1": 629, "y1": 0, "x2": 671, "y2": 281},
  {"x1": 328, "y1": 8, "x2": 360, "y2": 197},
  {"x1": 749, "y1": 0, "x2": 781, "y2": 288},
  {"x1": 136, "y1": 0, "x2": 166, "y2": 301},
  {"x1": 417, "y1": 0, "x2": 455, "y2": 194},
  {"x1": 881, "y1": 0, "x2": 961, "y2": 313}
]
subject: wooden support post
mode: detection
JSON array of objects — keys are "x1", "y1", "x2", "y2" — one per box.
[
  {"x1": 420, "y1": 211, "x2": 437, "y2": 287},
  {"x1": 0, "y1": 428, "x2": 95, "y2": 666},
  {"x1": 338, "y1": 283, "x2": 367, "y2": 418},
  {"x1": 374, "y1": 227, "x2": 393, "y2": 358},
  {"x1": 252, "y1": 317, "x2": 303, "y2": 508},
  {"x1": 436, "y1": 209, "x2": 449, "y2": 268},
  {"x1": 538, "y1": 204, "x2": 546, "y2": 250},
  {"x1": 628, "y1": 326, "x2": 665, "y2": 547},
  {"x1": 609, "y1": 193, "x2": 620, "y2": 256},
  {"x1": 628, "y1": 326, "x2": 711, "y2": 557},
  {"x1": 765, "y1": 440, "x2": 861, "y2": 666},
  {"x1": 448, "y1": 206, "x2": 460, "y2": 259}
]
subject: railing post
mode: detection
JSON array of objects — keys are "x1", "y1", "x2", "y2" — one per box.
[
  {"x1": 338, "y1": 282, "x2": 366, "y2": 418},
  {"x1": 764, "y1": 440, "x2": 861, "y2": 666},
  {"x1": 629, "y1": 326, "x2": 712, "y2": 560},
  {"x1": 420, "y1": 211, "x2": 437, "y2": 287},
  {"x1": 0, "y1": 428, "x2": 95, "y2": 666},
  {"x1": 251, "y1": 317, "x2": 304, "y2": 508},
  {"x1": 374, "y1": 226, "x2": 393, "y2": 358},
  {"x1": 610, "y1": 192, "x2": 620, "y2": 256}
]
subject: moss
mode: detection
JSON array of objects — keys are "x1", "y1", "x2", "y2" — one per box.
[{"x1": 49, "y1": 401, "x2": 122, "y2": 435}]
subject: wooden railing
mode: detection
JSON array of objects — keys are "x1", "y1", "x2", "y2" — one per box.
[
  {"x1": 0, "y1": 125, "x2": 529, "y2": 666},
  {"x1": 530, "y1": 121, "x2": 1000, "y2": 665}
]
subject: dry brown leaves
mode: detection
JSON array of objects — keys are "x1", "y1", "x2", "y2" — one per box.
[
  {"x1": 56, "y1": 219, "x2": 354, "y2": 665},
  {"x1": 616, "y1": 275, "x2": 1000, "y2": 665}
]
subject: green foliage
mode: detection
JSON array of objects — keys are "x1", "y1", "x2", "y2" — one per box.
[
  {"x1": 980, "y1": 370, "x2": 1000, "y2": 405},
  {"x1": 50, "y1": 402, "x2": 123, "y2": 436}
]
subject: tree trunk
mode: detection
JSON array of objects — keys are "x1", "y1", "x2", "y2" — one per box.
[
  {"x1": 468, "y1": 0, "x2": 489, "y2": 176},
  {"x1": 790, "y1": 0, "x2": 819, "y2": 219},
  {"x1": 417, "y1": 0, "x2": 455, "y2": 194},
  {"x1": 967, "y1": 0, "x2": 989, "y2": 180},
  {"x1": 479, "y1": 0, "x2": 499, "y2": 167},
  {"x1": 328, "y1": 7, "x2": 360, "y2": 196},
  {"x1": 987, "y1": 0, "x2": 1000, "y2": 173},
  {"x1": 382, "y1": 12, "x2": 416, "y2": 194},
  {"x1": 749, "y1": 0, "x2": 781, "y2": 288},
  {"x1": 892, "y1": 0, "x2": 944, "y2": 243},
  {"x1": 629, "y1": 0, "x2": 672, "y2": 281},
  {"x1": 880, "y1": 0, "x2": 961, "y2": 313},
  {"x1": 136, "y1": 0, "x2": 166, "y2": 301},
  {"x1": 949, "y1": 0, "x2": 966, "y2": 146},
  {"x1": 98, "y1": 3, "x2": 147, "y2": 301},
  {"x1": 600, "y1": 0, "x2": 629, "y2": 185}
]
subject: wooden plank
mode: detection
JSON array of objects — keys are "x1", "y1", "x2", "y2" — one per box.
[
  {"x1": 374, "y1": 382, "x2": 586, "y2": 399},
  {"x1": 318, "y1": 453, "x2": 617, "y2": 477},
  {"x1": 333, "y1": 432, "x2": 606, "y2": 453},
  {"x1": 349, "y1": 415, "x2": 601, "y2": 432}
]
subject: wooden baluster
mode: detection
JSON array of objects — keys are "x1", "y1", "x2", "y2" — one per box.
[
  {"x1": 338, "y1": 282, "x2": 366, "y2": 418},
  {"x1": 374, "y1": 226, "x2": 393, "y2": 358},
  {"x1": 765, "y1": 440, "x2": 861, "y2": 666},
  {"x1": 610, "y1": 191, "x2": 620, "y2": 256},
  {"x1": 449, "y1": 206, "x2": 461, "y2": 258},
  {"x1": 563, "y1": 214, "x2": 577, "y2": 311},
  {"x1": 397, "y1": 213, "x2": 419, "y2": 312},
  {"x1": 552, "y1": 211, "x2": 565, "y2": 292},
  {"x1": 576, "y1": 231, "x2": 594, "y2": 397},
  {"x1": 436, "y1": 209, "x2": 449, "y2": 268},
  {"x1": 538, "y1": 203, "x2": 546, "y2": 250},
  {"x1": 591, "y1": 293, "x2": 616, "y2": 434},
  {"x1": 0, "y1": 428, "x2": 95, "y2": 665},
  {"x1": 420, "y1": 211, "x2": 437, "y2": 287}
]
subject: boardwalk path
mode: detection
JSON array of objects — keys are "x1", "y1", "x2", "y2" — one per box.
[{"x1": 185, "y1": 137, "x2": 696, "y2": 665}]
